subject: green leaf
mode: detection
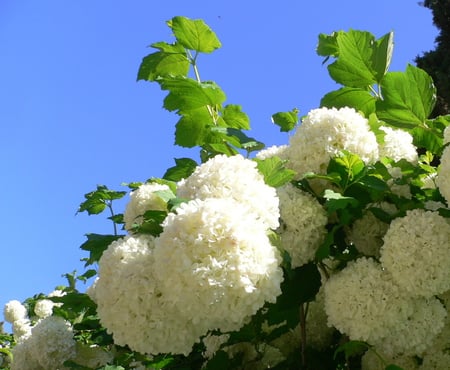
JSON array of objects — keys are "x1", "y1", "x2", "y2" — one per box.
[
  {"x1": 385, "y1": 365, "x2": 405, "y2": 370},
  {"x1": 174, "y1": 114, "x2": 210, "y2": 147},
  {"x1": 372, "y1": 31, "x2": 394, "y2": 82},
  {"x1": 271, "y1": 109, "x2": 299, "y2": 132},
  {"x1": 80, "y1": 234, "x2": 123, "y2": 266},
  {"x1": 255, "y1": 157, "x2": 296, "y2": 187},
  {"x1": 327, "y1": 151, "x2": 366, "y2": 188},
  {"x1": 203, "y1": 351, "x2": 232, "y2": 370},
  {"x1": 77, "y1": 185, "x2": 126, "y2": 215},
  {"x1": 168, "y1": 16, "x2": 221, "y2": 53},
  {"x1": 163, "y1": 157, "x2": 198, "y2": 181},
  {"x1": 320, "y1": 87, "x2": 376, "y2": 116},
  {"x1": 327, "y1": 30, "x2": 377, "y2": 88},
  {"x1": 160, "y1": 76, "x2": 226, "y2": 114},
  {"x1": 411, "y1": 125, "x2": 443, "y2": 153},
  {"x1": 211, "y1": 127, "x2": 264, "y2": 152},
  {"x1": 334, "y1": 340, "x2": 369, "y2": 361},
  {"x1": 376, "y1": 64, "x2": 436, "y2": 128},
  {"x1": 316, "y1": 32, "x2": 339, "y2": 57},
  {"x1": 137, "y1": 42, "x2": 189, "y2": 81},
  {"x1": 324, "y1": 189, "x2": 359, "y2": 213},
  {"x1": 222, "y1": 104, "x2": 250, "y2": 129},
  {"x1": 135, "y1": 210, "x2": 167, "y2": 236}
]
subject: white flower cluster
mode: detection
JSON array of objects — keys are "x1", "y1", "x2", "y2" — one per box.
[
  {"x1": 347, "y1": 202, "x2": 397, "y2": 258},
  {"x1": 380, "y1": 209, "x2": 450, "y2": 297},
  {"x1": 11, "y1": 316, "x2": 76, "y2": 370},
  {"x1": 88, "y1": 154, "x2": 284, "y2": 355},
  {"x1": 177, "y1": 154, "x2": 280, "y2": 229},
  {"x1": 276, "y1": 183, "x2": 327, "y2": 267},
  {"x1": 378, "y1": 125, "x2": 418, "y2": 163},
  {"x1": 123, "y1": 182, "x2": 171, "y2": 231},
  {"x1": 437, "y1": 145, "x2": 450, "y2": 205},
  {"x1": 285, "y1": 107, "x2": 379, "y2": 177},
  {"x1": 255, "y1": 144, "x2": 288, "y2": 160}
]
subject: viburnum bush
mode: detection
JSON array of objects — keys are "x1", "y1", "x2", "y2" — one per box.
[{"x1": 2, "y1": 16, "x2": 450, "y2": 370}]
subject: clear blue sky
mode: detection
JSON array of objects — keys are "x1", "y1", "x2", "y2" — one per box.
[{"x1": 0, "y1": 1, "x2": 437, "y2": 322}]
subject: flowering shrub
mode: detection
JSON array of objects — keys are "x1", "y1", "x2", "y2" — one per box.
[{"x1": 2, "y1": 16, "x2": 450, "y2": 370}]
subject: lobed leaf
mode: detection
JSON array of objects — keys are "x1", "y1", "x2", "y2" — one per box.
[
  {"x1": 271, "y1": 109, "x2": 299, "y2": 132},
  {"x1": 168, "y1": 16, "x2": 221, "y2": 53}
]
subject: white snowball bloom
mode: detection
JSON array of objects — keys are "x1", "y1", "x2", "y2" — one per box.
[
  {"x1": 285, "y1": 107, "x2": 379, "y2": 177},
  {"x1": 89, "y1": 234, "x2": 202, "y2": 355},
  {"x1": 73, "y1": 343, "x2": 113, "y2": 368},
  {"x1": 378, "y1": 126, "x2": 418, "y2": 163},
  {"x1": 421, "y1": 350, "x2": 450, "y2": 370},
  {"x1": 34, "y1": 299, "x2": 54, "y2": 319},
  {"x1": 11, "y1": 339, "x2": 42, "y2": 370},
  {"x1": 437, "y1": 145, "x2": 450, "y2": 205},
  {"x1": 12, "y1": 319, "x2": 32, "y2": 341},
  {"x1": 25, "y1": 316, "x2": 76, "y2": 369},
  {"x1": 202, "y1": 333, "x2": 230, "y2": 359},
  {"x1": 4, "y1": 300, "x2": 27, "y2": 324},
  {"x1": 324, "y1": 258, "x2": 413, "y2": 344},
  {"x1": 154, "y1": 198, "x2": 283, "y2": 334},
  {"x1": 347, "y1": 203, "x2": 397, "y2": 258},
  {"x1": 277, "y1": 183, "x2": 327, "y2": 267},
  {"x1": 380, "y1": 209, "x2": 450, "y2": 297},
  {"x1": 123, "y1": 183, "x2": 170, "y2": 231},
  {"x1": 255, "y1": 145, "x2": 288, "y2": 160},
  {"x1": 177, "y1": 154, "x2": 279, "y2": 229},
  {"x1": 444, "y1": 125, "x2": 450, "y2": 145},
  {"x1": 374, "y1": 297, "x2": 447, "y2": 356}
]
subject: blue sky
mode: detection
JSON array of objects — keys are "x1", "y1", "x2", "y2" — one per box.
[{"x1": 0, "y1": 1, "x2": 437, "y2": 322}]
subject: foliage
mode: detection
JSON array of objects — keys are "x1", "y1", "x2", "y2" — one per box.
[{"x1": 3, "y1": 14, "x2": 450, "y2": 370}]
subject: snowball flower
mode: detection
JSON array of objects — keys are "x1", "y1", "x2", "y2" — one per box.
[
  {"x1": 123, "y1": 182, "x2": 170, "y2": 231},
  {"x1": 378, "y1": 126, "x2": 418, "y2": 163},
  {"x1": 4, "y1": 300, "x2": 27, "y2": 323},
  {"x1": 29, "y1": 316, "x2": 76, "y2": 369},
  {"x1": 11, "y1": 316, "x2": 76, "y2": 369},
  {"x1": 255, "y1": 144, "x2": 288, "y2": 160},
  {"x1": 285, "y1": 107, "x2": 379, "y2": 177},
  {"x1": 88, "y1": 234, "x2": 203, "y2": 355},
  {"x1": 444, "y1": 125, "x2": 450, "y2": 145},
  {"x1": 380, "y1": 209, "x2": 450, "y2": 297},
  {"x1": 373, "y1": 296, "x2": 447, "y2": 356},
  {"x1": 154, "y1": 198, "x2": 283, "y2": 333},
  {"x1": 324, "y1": 258, "x2": 413, "y2": 343},
  {"x1": 34, "y1": 299, "x2": 54, "y2": 318},
  {"x1": 177, "y1": 154, "x2": 279, "y2": 229},
  {"x1": 421, "y1": 350, "x2": 450, "y2": 370},
  {"x1": 277, "y1": 183, "x2": 327, "y2": 267},
  {"x1": 436, "y1": 145, "x2": 450, "y2": 205}
]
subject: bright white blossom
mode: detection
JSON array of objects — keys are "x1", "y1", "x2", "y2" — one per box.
[
  {"x1": 420, "y1": 350, "x2": 450, "y2": 370},
  {"x1": 11, "y1": 316, "x2": 76, "y2": 370},
  {"x1": 123, "y1": 182, "x2": 170, "y2": 231},
  {"x1": 324, "y1": 258, "x2": 413, "y2": 344},
  {"x1": 255, "y1": 145, "x2": 288, "y2": 160},
  {"x1": 277, "y1": 183, "x2": 327, "y2": 267},
  {"x1": 444, "y1": 125, "x2": 450, "y2": 145},
  {"x1": 177, "y1": 154, "x2": 279, "y2": 229},
  {"x1": 34, "y1": 299, "x2": 54, "y2": 319},
  {"x1": 88, "y1": 234, "x2": 202, "y2": 355},
  {"x1": 4, "y1": 300, "x2": 27, "y2": 324},
  {"x1": 380, "y1": 209, "x2": 450, "y2": 297},
  {"x1": 285, "y1": 107, "x2": 378, "y2": 177},
  {"x1": 378, "y1": 126, "x2": 418, "y2": 163},
  {"x1": 347, "y1": 203, "x2": 397, "y2": 258},
  {"x1": 436, "y1": 145, "x2": 450, "y2": 205},
  {"x1": 11, "y1": 319, "x2": 32, "y2": 341},
  {"x1": 154, "y1": 198, "x2": 283, "y2": 334},
  {"x1": 373, "y1": 297, "x2": 447, "y2": 356}
]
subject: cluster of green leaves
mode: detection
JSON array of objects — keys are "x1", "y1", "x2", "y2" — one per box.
[
  {"x1": 138, "y1": 16, "x2": 263, "y2": 163},
  {"x1": 316, "y1": 29, "x2": 450, "y2": 155}
]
